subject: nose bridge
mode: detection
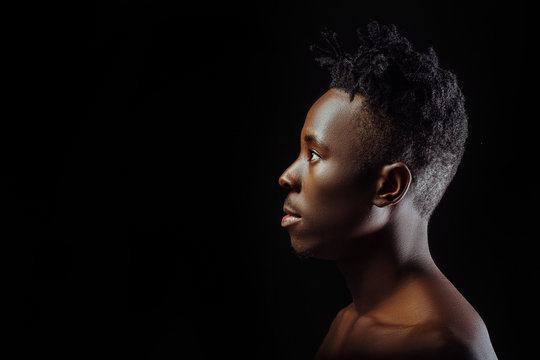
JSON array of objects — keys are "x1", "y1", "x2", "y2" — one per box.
[{"x1": 279, "y1": 156, "x2": 302, "y2": 191}]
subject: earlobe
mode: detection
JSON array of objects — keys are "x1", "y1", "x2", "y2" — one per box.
[{"x1": 373, "y1": 162, "x2": 412, "y2": 208}]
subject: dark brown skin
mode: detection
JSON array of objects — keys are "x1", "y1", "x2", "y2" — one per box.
[{"x1": 279, "y1": 89, "x2": 498, "y2": 359}]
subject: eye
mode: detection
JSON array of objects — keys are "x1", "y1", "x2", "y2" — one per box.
[{"x1": 308, "y1": 150, "x2": 321, "y2": 162}]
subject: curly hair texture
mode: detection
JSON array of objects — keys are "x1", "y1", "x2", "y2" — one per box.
[{"x1": 310, "y1": 21, "x2": 468, "y2": 218}]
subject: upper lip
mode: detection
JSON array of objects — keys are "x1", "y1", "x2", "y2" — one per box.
[{"x1": 283, "y1": 205, "x2": 301, "y2": 218}]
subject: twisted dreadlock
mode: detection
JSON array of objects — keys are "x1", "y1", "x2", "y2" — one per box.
[{"x1": 310, "y1": 21, "x2": 468, "y2": 218}]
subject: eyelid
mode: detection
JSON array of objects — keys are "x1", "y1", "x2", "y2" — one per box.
[{"x1": 308, "y1": 149, "x2": 321, "y2": 161}]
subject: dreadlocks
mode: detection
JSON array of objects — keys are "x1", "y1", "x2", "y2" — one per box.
[{"x1": 310, "y1": 21, "x2": 468, "y2": 218}]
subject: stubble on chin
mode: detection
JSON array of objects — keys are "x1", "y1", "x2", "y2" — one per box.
[{"x1": 290, "y1": 243, "x2": 314, "y2": 260}]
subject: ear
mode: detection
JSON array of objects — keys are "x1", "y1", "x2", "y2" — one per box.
[{"x1": 373, "y1": 162, "x2": 412, "y2": 207}]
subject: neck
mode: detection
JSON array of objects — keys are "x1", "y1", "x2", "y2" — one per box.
[{"x1": 337, "y1": 211, "x2": 438, "y2": 315}]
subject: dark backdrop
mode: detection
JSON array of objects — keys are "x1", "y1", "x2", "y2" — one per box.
[{"x1": 6, "y1": 2, "x2": 534, "y2": 359}]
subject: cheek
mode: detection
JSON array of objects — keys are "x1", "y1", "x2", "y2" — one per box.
[{"x1": 304, "y1": 163, "x2": 372, "y2": 227}]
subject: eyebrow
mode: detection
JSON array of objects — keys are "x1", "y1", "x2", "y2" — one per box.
[{"x1": 304, "y1": 134, "x2": 329, "y2": 150}]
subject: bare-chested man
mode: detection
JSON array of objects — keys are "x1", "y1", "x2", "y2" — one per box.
[{"x1": 279, "y1": 22, "x2": 498, "y2": 360}]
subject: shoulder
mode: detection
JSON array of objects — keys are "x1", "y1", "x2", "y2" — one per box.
[
  {"x1": 403, "y1": 321, "x2": 498, "y2": 360},
  {"x1": 409, "y1": 273, "x2": 499, "y2": 359},
  {"x1": 336, "y1": 275, "x2": 498, "y2": 359},
  {"x1": 340, "y1": 316, "x2": 496, "y2": 360},
  {"x1": 410, "y1": 327, "x2": 476, "y2": 360}
]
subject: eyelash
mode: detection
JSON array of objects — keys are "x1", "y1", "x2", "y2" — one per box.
[{"x1": 308, "y1": 150, "x2": 321, "y2": 162}]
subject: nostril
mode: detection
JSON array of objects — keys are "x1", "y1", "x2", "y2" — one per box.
[
  {"x1": 279, "y1": 170, "x2": 294, "y2": 190},
  {"x1": 279, "y1": 175, "x2": 300, "y2": 193},
  {"x1": 279, "y1": 162, "x2": 301, "y2": 191},
  {"x1": 278, "y1": 176, "x2": 290, "y2": 189}
]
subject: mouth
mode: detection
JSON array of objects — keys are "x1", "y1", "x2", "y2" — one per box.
[{"x1": 282, "y1": 206, "x2": 302, "y2": 227}]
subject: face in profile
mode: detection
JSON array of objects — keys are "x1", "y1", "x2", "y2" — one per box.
[{"x1": 279, "y1": 88, "x2": 383, "y2": 260}]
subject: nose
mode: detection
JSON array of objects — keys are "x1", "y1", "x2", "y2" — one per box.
[{"x1": 278, "y1": 159, "x2": 301, "y2": 192}]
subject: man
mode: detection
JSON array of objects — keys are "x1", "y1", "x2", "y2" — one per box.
[{"x1": 278, "y1": 22, "x2": 498, "y2": 359}]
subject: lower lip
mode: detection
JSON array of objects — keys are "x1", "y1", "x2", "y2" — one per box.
[{"x1": 281, "y1": 214, "x2": 302, "y2": 227}]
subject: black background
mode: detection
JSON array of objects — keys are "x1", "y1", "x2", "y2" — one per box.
[{"x1": 6, "y1": 2, "x2": 534, "y2": 359}]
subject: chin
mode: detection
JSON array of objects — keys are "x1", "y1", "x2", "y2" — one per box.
[
  {"x1": 290, "y1": 236, "x2": 340, "y2": 260},
  {"x1": 291, "y1": 237, "x2": 312, "y2": 256}
]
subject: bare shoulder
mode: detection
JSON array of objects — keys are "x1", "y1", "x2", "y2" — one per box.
[
  {"x1": 403, "y1": 321, "x2": 497, "y2": 360},
  {"x1": 404, "y1": 275, "x2": 499, "y2": 360},
  {"x1": 336, "y1": 318, "x2": 496, "y2": 360},
  {"x1": 338, "y1": 275, "x2": 498, "y2": 359},
  {"x1": 424, "y1": 275, "x2": 499, "y2": 359}
]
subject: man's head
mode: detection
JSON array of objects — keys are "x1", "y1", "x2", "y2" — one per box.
[{"x1": 279, "y1": 21, "x2": 468, "y2": 259}]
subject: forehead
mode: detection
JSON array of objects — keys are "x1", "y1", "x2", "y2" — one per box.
[{"x1": 302, "y1": 89, "x2": 366, "y2": 142}]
